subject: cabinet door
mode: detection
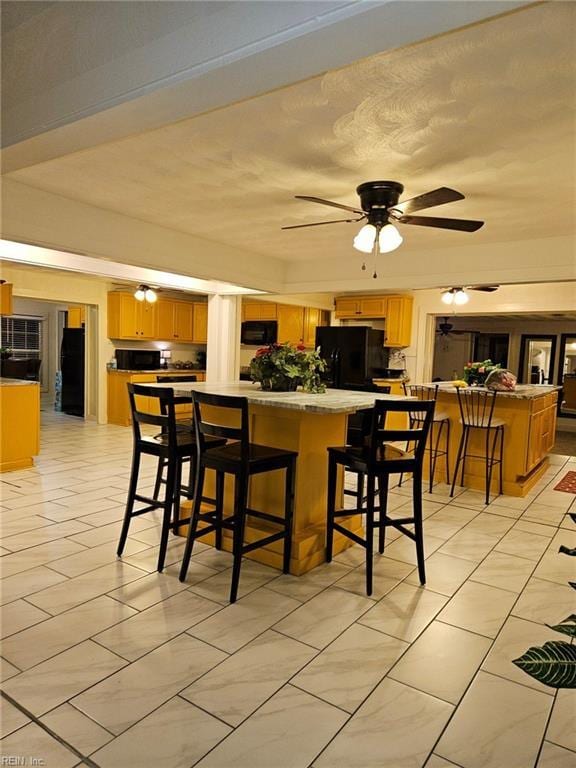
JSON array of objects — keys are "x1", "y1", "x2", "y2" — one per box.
[
  {"x1": 138, "y1": 301, "x2": 157, "y2": 339},
  {"x1": 0, "y1": 283, "x2": 13, "y2": 316},
  {"x1": 277, "y1": 305, "x2": 305, "y2": 345},
  {"x1": 243, "y1": 302, "x2": 277, "y2": 321},
  {"x1": 527, "y1": 409, "x2": 545, "y2": 471},
  {"x1": 156, "y1": 299, "x2": 176, "y2": 340},
  {"x1": 385, "y1": 296, "x2": 413, "y2": 347},
  {"x1": 118, "y1": 294, "x2": 140, "y2": 338},
  {"x1": 359, "y1": 297, "x2": 387, "y2": 317},
  {"x1": 173, "y1": 302, "x2": 193, "y2": 341},
  {"x1": 303, "y1": 308, "x2": 329, "y2": 347},
  {"x1": 335, "y1": 298, "x2": 361, "y2": 317},
  {"x1": 192, "y1": 303, "x2": 208, "y2": 343},
  {"x1": 67, "y1": 307, "x2": 84, "y2": 328}
]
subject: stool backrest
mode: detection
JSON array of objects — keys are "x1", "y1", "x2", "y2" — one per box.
[
  {"x1": 346, "y1": 385, "x2": 391, "y2": 447},
  {"x1": 128, "y1": 383, "x2": 179, "y2": 447},
  {"x1": 403, "y1": 383, "x2": 438, "y2": 401},
  {"x1": 156, "y1": 375, "x2": 196, "y2": 416},
  {"x1": 367, "y1": 399, "x2": 435, "y2": 465},
  {"x1": 455, "y1": 388, "x2": 498, "y2": 427},
  {"x1": 192, "y1": 391, "x2": 249, "y2": 455}
]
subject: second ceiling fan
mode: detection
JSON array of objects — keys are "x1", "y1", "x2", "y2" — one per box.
[{"x1": 283, "y1": 181, "x2": 484, "y2": 277}]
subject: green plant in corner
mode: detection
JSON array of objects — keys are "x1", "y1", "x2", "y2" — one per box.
[{"x1": 512, "y1": 514, "x2": 576, "y2": 688}]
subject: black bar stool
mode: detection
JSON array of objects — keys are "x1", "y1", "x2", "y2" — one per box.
[
  {"x1": 116, "y1": 384, "x2": 224, "y2": 572},
  {"x1": 450, "y1": 388, "x2": 504, "y2": 505},
  {"x1": 326, "y1": 399, "x2": 435, "y2": 596},
  {"x1": 400, "y1": 383, "x2": 451, "y2": 492},
  {"x1": 179, "y1": 391, "x2": 297, "y2": 603},
  {"x1": 344, "y1": 384, "x2": 390, "y2": 508},
  {"x1": 152, "y1": 375, "x2": 197, "y2": 504}
]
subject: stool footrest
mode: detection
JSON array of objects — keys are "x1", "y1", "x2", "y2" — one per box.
[
  {"x1": 243, "y1": 531, "x2": 286, "y2": 554},
  {"x1": 245, "y1": 507, "x2": 287, "y2": 526},
  {"x1": 333, "y1": 522, "x2": 366, "y2": 548}
]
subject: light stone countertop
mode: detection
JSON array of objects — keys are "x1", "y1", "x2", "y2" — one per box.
[
  {"x1": 153, "y1": 380, "x2": 410, "y2": 414},
  {"x1": 0, "y1": 377, "x2": 40, "y2": 387},
  {"x1": 422, "y1": 382, "x2": 560, "y2": 400},
  {"x1": 107, "y1": 369, "x2": 206, "y2": 374}
]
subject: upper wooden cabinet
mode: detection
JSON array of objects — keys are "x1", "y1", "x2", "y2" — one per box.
[
  {"x1": 0, "y1": 283, "x2": 13, "y2": 316},
  {"x1": 242, "y1": 302, "x2": 277, "y2": 321},
  {"x1": 67, "y1": 306, "x2": 85, "y2": 328},
  {"x1": 303, "y1": 307, "x2": 329, "y2": 348},
  {"x1": 334, "y1": 294, "x2": 413, "y2": 347},
  {"x1": 108, "y1": 292, "x2": 207, "y2": 343},
  {"x1": 277, "y1": 304, "x2": 305, "y2": 345}
]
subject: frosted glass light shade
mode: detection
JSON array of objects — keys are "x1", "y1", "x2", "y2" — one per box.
[
  {"x1": 134, "y1": 287, "x2": 146, "y2": 301},
  {"x1": 453, "y1": 289, "x2": 469, "y2": 305},
  {"x1": 145, "y1": 288, "x2": 157, "y2": 303},
  {"x1": 353, "y1": 224, "x2": 377, "y2": 253},
  {"x1": 378, "y1": 224, "x2": 403, "y2": 253},
  {"x1": 441, "y1": 290, "x2": 454, "y2": 305}
]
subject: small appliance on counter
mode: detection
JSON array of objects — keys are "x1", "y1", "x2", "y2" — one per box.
[{"x1": 115, "y1": 349, "x2": 161, "y2": 370}]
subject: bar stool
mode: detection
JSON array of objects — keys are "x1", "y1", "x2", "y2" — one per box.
[
  {"x1": 450, "y1": 388, "x2": 504, "y2": 505},
  {"x1": 326, "y1": 400, "x2": 435, "y2": 595},
  {"x1": 179, "y1": 391, "x2": 297, "y2": 603},
  {"x1": 344, "y1": 384, "x2": 390, "y2": 509},
  {"x1": 116, "y1": 384, "x2": 224, "y2": 572},
  {"x1": 400, "y1": 383, "x2": 451, "y2": 492}
]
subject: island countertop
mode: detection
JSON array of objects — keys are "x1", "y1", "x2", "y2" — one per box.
[
  {"x1": 153, "y1": 380, "x2": 409, "y2": 414},
  {"x1": 0, "y1": 377, "x2": 40, "y2": 387},
  {"x1": 422, "y1": 382, "x2": 560, "y2": 400}
]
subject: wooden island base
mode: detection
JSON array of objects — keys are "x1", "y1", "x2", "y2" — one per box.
[{"x1": 0, "y1": 379, "x2": 40, "y2": 472}]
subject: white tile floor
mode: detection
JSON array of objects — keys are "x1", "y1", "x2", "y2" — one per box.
[{"x1": 0, "y1": 408, "x2": 575, "y2": 768}]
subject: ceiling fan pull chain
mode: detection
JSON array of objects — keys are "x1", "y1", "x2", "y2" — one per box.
[{"x1": 372, "y1": 233, "x2": 379, "y2": 279}]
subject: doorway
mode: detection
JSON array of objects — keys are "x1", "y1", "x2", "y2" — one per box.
[
  {"x1": 473, "y1": 333, "x2": 509, "y2": 368},
  {"x1": 557, "y1": 333, "x2": 576, "y2": 417},
  {"x1": 518, "y1": 335, "x2": 557, "y2": 384}
]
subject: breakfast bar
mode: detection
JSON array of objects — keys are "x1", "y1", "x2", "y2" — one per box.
[{"x1": 156, "y1": 381, "x2": 408, "y2": 574}]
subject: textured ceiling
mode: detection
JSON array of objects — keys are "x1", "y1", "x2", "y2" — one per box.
[{"x1": 7, "y1": 3, "x2": 576, "y2": 265}]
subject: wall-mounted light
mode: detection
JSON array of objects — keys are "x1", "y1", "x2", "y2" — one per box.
[
  {"x1": 441, "y1": 287, "x2": 469, "y2": 306},
  {"x1": 134, "y1": 284, "x2": 157, "y2": 303}
]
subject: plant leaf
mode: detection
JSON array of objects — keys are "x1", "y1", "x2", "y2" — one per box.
[
  {"x1": 547, "y1": 614, "x2": 576, "y2": 638},
  {"x1": 569, "y1": 582, "x2": 576, "y2": 591},
  {"x1": 513, "y1": 641, "x2": 576, "y2": 688},
  {"x1": 558, "y1": 546, "x2": 576, "y2": 556}
]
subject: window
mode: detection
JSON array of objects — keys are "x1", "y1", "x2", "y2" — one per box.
[{"x1": 1, "y1": 316, "x2": 43, "y2": 358}]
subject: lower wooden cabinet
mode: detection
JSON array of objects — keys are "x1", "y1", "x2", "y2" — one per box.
[
  {"x1": 526, "y1": 394, "x2": 558, "y2": 472},
  {"x1": 108, "y1": 370, "x2": 206, "y2": 426}
]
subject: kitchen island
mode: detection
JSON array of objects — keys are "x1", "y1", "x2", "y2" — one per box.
[
  {"x1": 423, "y1": 383, "x2": 558, "y2": 497},
  {"x1": 156, "y1": 381, "x2": 408, "y2": 574},
  {"x1": 0, "y1": 378, "x2": 40, "y2": 472}
]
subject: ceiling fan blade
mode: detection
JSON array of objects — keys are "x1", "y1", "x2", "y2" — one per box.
[
  {"x1": 397, "y1": 215, "x2": 484, "y2": 232},
  {"x1": 281, "y1": 217, "x2": 364, "y2": 230},
  {"x1": 392, "y1": 187, "x2": 465, "y2": 215},
  {"x1": 470, "y1": 285, "x2": 499, "y2": 292},
  {"x1": 295, "y1": 195, "x2": 365, "y2": 215}
]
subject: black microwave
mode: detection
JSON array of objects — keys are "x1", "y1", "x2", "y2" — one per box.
[
  {"x1": 115, "y1": 349, "x2": 161, "y2": 370},
  {"x1": 240, "y1": 321, "x2": 278, "y2": 346}
]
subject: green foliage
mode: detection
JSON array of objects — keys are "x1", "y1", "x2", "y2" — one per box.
[
  {"x1": 512, "y1": 641, "x2": 576, "y2": 688},
  {"x1": 249, "y1": 343, "x2": 326, "y2": 393},
  {"x1": 547, "y1": 615, "x2": 576, "y2": 638},
  {"x1": 462, "y1": 359, "x2": 501, "y2": 385}
]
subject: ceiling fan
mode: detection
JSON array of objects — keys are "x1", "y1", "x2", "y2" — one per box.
[
  {"x1": 282, "y1": 181, "x2": 484, "y2": 277},
  {"x1": 436, "y1": 317, "x2": 468, "y2": 337}
]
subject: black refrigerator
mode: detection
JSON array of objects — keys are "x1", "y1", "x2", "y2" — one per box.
[
  {"x1": 315, "y1": 326, "x2": 388, "y2": 389},
  {"x1": 60, "y1": 328, "x2": 85, "y2": 417}
]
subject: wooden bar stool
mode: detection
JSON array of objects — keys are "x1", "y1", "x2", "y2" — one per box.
[
  {"x1": 450, "y1": 388, "x2": 504, "y2": 505},
  {"x1": 400, "y1": 383, "x2": 451, "y2": 492},
  {"x1": 179, "y1": 391, "x2": 297, "y2": 603},
  {"x1": 326, "y1": 400, "x2": 435, "y2": 596}
]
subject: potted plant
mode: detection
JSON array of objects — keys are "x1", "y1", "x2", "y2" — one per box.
[
  {"x1": 249, "y1": 342, "x2": 326, "y2": 393},
  {"x1": 462, "y1": 359, "x2": 501, "y2": 386},
  {"x1": 0, "y1": 347, "x2": 12, "y2": 361}
]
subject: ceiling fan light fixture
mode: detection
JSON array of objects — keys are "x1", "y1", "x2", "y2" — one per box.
[
  {"x1": 353, "y1": 224, "x2": 377, "y2": 253},
  {"x1": 134, "y1": 286, "x2": 146, "y2": 302},
  {"x1": 144, "y1": 288, "x2": 157, "y2": 303},
  {"x1": 134, "y1": 284, "x2": 157, "y2": 303},
  {"x1": 441, "y1": 289, "x2": 455, "y2": 305},
  {"x1": 453, "y1": 288, "x2": 469, "y2": 305},
  {"x1": 378, "y1": 224, "x2": 403, "y2": 253}
]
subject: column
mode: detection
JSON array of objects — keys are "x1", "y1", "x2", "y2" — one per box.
[{"x1": 206, "y1": 294, "x2": 241, "y2": 382}]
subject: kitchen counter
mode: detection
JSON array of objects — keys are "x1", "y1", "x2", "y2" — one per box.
[
  {"x1": 423, "y1": 382, "x2": 559, "y2": 400},
  {"x1": 0, "y1": 379, "x2": 40, "y2": 471},
  {"x1": 108, "y1": 369, "x2": 206, "y2": 374}
]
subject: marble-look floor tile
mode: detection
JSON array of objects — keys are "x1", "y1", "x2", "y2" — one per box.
[
  {"x1": 265, "y1": 560, "x2": 352, "y2": 602},
  {"x1": 1, "y1": 698, "x2": 30, "y2": 738},
  {"x1": 532, "y1": 548, "x2": 576, "y2": 586},
  {"x1": 376, "y1": 532, "x2": 446, "y2": 566},
  {"x1": 91, "y1": 696, "x2": 231, "y2": 768},
  {"x1": 106, "y1": 563, "x2": 210, "y2": 610},
  {"x1": 40, "y1": 703, "x2": 114, "y2": 756},
  {"x1": 188, "y1": 588, "x2": 302, "y2": 653},
  {"x1": 0, "y1": 598, "x2": 51, "y2": 639},
  {"x1": 0, "y1": 722, "x2": 78, "y2": 768},
  {"x1": 314, "y1": 677, "x2": 453, "y2": 768},
  {"x1": 537, "y1": 742, "x2": 576, "y2": 768},
  {"x1": 0, "y1": 519, "x2": 92, "y2": 553},
  {"x1": 335, "y1": 556, "x2": 414, "y2": 600},
  {"x1": 546, "y1": 689, "x2": 576, "y2": 753},
  {"x1": 292, "y1": 623, "x2": 408, "y2": 713},
  {"x1": 521, "y1": 504, "x2": 566, "y2": 526},
  {"x1": 273, "y1": 587, "x2": 375, "y2": 650},
  {"x1": 465, "y1": 513, "x2": 515, "y2": 536},
  {"x1": 188, "y1": 559, "x2": 279, "y2": 605},
  {"x1": 481, "y1": 616, "x2": 562, "y2": 695},
  {"x1": 0, "y1": 537, "x2": 86, "y2": 575},
  {"x1": 48, "y1": 539, "x2": 149, "y2": 578},
  {"x1": 0, "y1": 657, "x2": 21, "y2": 681},
  {"x1": 438, "y1": 529, "x2": 500, "y2": 563},
  {"x1": 195, "y1": 685, "x2": 348, "y2": 768},
  {"x1": 436, "y1": 672, "x2": 553, "y2": 768},
  {"x1": 389, "y1": 621, "x2": 492, "y2": 704},
  {"x1": 512, "y1": 578, "x2": 575, "y2": 626},
  {"x1": 182, "y1": 629, "x2": 316, "y2": 726},
  {"x1": 404, "y1": 552, "x2": 477, "y2": 596},
  {"x1": 71, "y1": 634, "x2": 226, "y2": 734},
  {"x1": 0, "y1": 566, "x2": 69, "y2": 606},
  {"x1": 2, "y1": 640, "x2": 128, "y2": 716},
  {"x1": 26, "y1": 561, "x2": 148, "y2": 614},
  {"x1": 494, "y1": 529, "x2": 550, "y2": 561},
  {"x1": 358, "y1": 582, "x2": 448, "y2": 642},
  {"x1": 426, "y1": 756, "x2": 463, "y2": 768},
  {"x1": 438, "y1": 581, "x2": 517, "y2": 638},
  {"x1": 2, "y1": 595, "x2": 137, "y2": 669},
  {"x1": 512, "y1": 519, "x2": 555, "y2": 538},
  {"x1": 469, "y1": 551, "x2": 536, "y2": 593},
  {"x1": 94, "y1": 590, "x2": 220, "y2": 660}
]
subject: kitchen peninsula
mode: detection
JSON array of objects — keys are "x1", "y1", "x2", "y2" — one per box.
[
  {"x1": 424, "y1": 383, "x2": 558, "y2": 497},
  {"x1": 0, "y1": 378, "x2": 40, "y2": 472},
  {"x1": 155, "y1": 381, "x2": 407, "y2": 574}
]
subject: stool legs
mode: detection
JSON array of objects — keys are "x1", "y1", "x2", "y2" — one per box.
[
  {"x1": 158, "y1": 458, "x2": 177, "y2": 572},
  {"x1": 378, "y1": 474, "x2": 388, "y2": 554},
  {"x1": 283, "y1": 459, "x2": 296, "y2": 574},
  {"x1": 230, "y1": 475, "x2": 249, "y2": 604},
  {"x1": 451, "y1": 425, "x2": 504, "y2": 504},
  {"x1": 450, "y1": 426, "x2": 468, "y2": 498},
  {"x1": 326, "y1": 455, "x2": 337, "y2": 563},
  {"x1": 413, "y1": 470, "x2": 426, "y2": 585},
  {"x1": 365, "y1": 474, "x2": 375, "y2": 596},
  {"x1": 117, "y1": 449, "x2": 141, "y2": 557}
]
